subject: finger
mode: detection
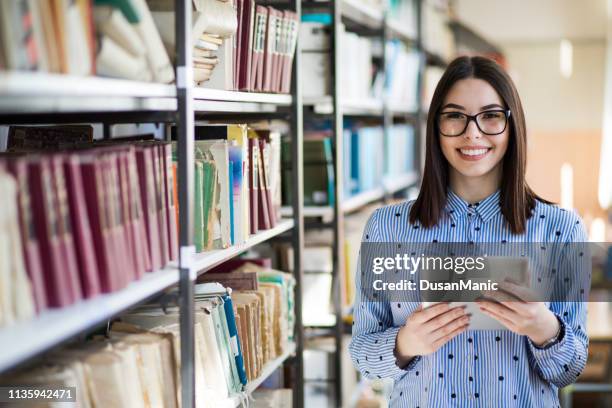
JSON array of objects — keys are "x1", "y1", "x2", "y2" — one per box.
[
  {"x1": 478, "y1": 300, "x2": 519, "y2": 322},
  {"x1": 480, "y1": 306, "x2": 516, "y2": 330},
  {"x1": 499, "y1": 281, "x2": 538, "y2": 302},
  {"x1": 481, "y1": 291, "x2": 528, "y2": 314},
  {"x1": 431, "y1": 323, "x2": 469, "y2": 350},
  {"x1": 423, "y1": 306, "x2": 467, "y2": 333},
  {"x1": 414, "y1": 302, "x2": 451, "y2": 324},
  {"x1": 480, "y1": 291, "x2": 530, "y2": 317},
  {"x1": 483, "y1": 289, "x2": 522, "y2": 303},
  {"x1": 430, "y1": 314, "x2": 471, "y2": 342}
]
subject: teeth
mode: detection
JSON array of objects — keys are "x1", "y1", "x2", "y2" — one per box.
[{"x1": 460, "y1": 148, "x2": 489, "y2": 156}]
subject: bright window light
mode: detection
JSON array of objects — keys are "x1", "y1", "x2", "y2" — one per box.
[
  {"x1": 560, "y1": 39, "x2": 573, "y2": 79},
  {"x1": 560, "y1": 162, "x2": 574, "y2": 209}
]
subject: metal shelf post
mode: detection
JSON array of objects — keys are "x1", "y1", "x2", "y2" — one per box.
[{"x1": 176, "y1": 0, "x2": 196, "y2": 407}]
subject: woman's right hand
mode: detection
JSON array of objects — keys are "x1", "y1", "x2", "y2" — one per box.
[{"x1": 395, "y1": 303, "x2": 471, "y2": 368}]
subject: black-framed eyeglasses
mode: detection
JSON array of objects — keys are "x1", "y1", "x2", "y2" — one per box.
[{"x1": 437, "y1": 109, "x2": 512, "y2": 137}]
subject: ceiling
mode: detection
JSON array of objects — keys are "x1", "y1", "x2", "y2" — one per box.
[{"x1": 452, "y1": 0, "x2": 609, "y2": 44}]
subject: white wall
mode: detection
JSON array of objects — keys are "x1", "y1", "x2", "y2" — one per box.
[{"x1": 503, "y1": 40, "x2": 606, "y2": 132}]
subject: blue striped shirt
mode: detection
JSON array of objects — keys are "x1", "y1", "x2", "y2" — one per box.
[{"x1": 349, "y1": 189, "x2": 589, "y2": 407}]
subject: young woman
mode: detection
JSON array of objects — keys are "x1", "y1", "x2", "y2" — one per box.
[{"x1": 349, "y1": 56, "x2": 589, "y2": 407}]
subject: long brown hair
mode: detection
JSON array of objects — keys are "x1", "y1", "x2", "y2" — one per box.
[{"x1": 409, "y1": 56, "x2": 549, "y2": 234}]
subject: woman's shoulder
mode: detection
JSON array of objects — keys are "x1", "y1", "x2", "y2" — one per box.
[
  {"x1": 532, "y1": 198, "x2": 586, "y2": 240},
  {"x1": 363, "y1": 200, "x2": 417, "y2": 241}
]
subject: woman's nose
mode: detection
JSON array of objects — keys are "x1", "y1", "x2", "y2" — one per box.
[{"x1": 463, "y1": 118, "x2": 482, "y2": 140}]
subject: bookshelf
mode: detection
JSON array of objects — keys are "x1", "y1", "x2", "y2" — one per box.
[
  {"x1": 0, "y1": 264, "x2": 178, "y2": 373},
  {"x1": 0, "y1": 1, "x2": 305, "y2": 408},
  {"x1": 191, "y1": 219, "x2": 295, "y2": 275},
  {"x1": 298, "y1": 1, "x2": 426, "y2": 406}
]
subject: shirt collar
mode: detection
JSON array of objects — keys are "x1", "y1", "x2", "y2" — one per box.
[{"x1": 445, "y1": 189, "x2": 502, "y2": 223}]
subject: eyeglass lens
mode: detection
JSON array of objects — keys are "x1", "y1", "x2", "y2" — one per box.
[{"x1": 438, "y1": 111, "x2": 507, "y2": 136}]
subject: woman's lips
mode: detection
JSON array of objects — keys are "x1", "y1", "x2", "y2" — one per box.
[{"x1": 456, "y1": 147, "x2": 492, "y2": 161}]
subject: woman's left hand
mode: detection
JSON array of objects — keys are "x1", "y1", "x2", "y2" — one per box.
[{"x1": 475, "y1": 280, "x2": 560, "y2": 346}]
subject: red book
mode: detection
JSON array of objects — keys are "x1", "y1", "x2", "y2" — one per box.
[
  {"x1": 100, "y1": 153, "x2": 129, "y2": 288},
  {"x1": 62, "y1": 154, "x2": 101, "y2": 298},
  {"x1": 256, "y1": 139, "x2": 271, "y2": 230},
  {"x1": 281, "y1": 11, "x2": 298, "y2": 93},
  {"x1": 172, "y1": 162, "x2": 179, "y2": 246},
  {"x1": 162, "y1": 143, "x2": 178, "y2": 262},
  {"x1": 28, "y1": 157, "x2": 80, "y2": 307},
  {"x1": 112, "y1": 150, "x2": 139, "y2": 282},
  {"x1": 258, "y1": 138, "x2": 276, "y2": 228},
  {"x1": 269, "y1": 8, "x2": 283, "y2": 92},
  {"x1": 136, "y1": 146, "x2": 162, "y2": 271},
  {"x1": 80, "y1": 154, "x2": 121, "y2": 292},
  {"x1": 235, "y1": 0, "x2": 244, "y2": 89},
  {"x1": 6, "y1": 158, "x2": 48, "y2": 312},
  {"x1": 48, "y1": 156, "x2": 83, "y2": 302},
  {"x1": 125, "y1": 148, "x2": 152, "y2": 275},
  {"x1": 248, "y1": 137, "x2": 259, "y2": 234},
  {"x1": 239, "y1": 0, "x2": 255, "y2": 90},
  {"x1": 153, "y1": 145, "x2": 169, "y2": 266},
  {"x1": 251, "y1": 6, "x2": 268, "y2": 91},
  {"x1": 263, "y1": 6, "x2": 277, "y2": 92}
]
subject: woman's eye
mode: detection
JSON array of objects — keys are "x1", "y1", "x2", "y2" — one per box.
[
  {"x1": 482, "y1": 111, "x2": 503, "y2": 119},
  {"x1": 443, "y1": 112, "x2": 464, "y2": 120}
]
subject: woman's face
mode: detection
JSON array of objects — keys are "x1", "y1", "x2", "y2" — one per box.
[{"x1": 438, "y1": 78, "x2": 509, "y2": 179}]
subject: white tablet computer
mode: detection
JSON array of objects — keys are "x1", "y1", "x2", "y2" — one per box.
[{"x1": 422, "y1": 257, "x2": 530, "y2": 330}]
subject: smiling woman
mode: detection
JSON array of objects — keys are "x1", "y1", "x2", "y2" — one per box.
[{"x1": 349, "y1": 56, "x2": 590, "y2": 408}]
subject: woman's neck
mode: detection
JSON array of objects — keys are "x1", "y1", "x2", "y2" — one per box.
[{"x1": 449, "y1": 166, "x2": 502, "y2": 204}]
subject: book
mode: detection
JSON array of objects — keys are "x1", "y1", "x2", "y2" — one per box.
[
  {"x1": 149, "y1": 0, "x2": 237, "y2": 86},
  {"x1": 200, "y1": 2, "x2": 297, "y2": 93},
  {"x1": 93, "y1": 6, "x2": 147, "y2": 58},
  {"x1": 7, "y1": 125, "x2": 94, "y2": 152},
  {"x1": 63, "y1": 154, "x2": 102, "y2": 298},
  {"x1": 135, "y1": 146, "x2": 163, "y2": 271},
  {"x1": 0, "y1": 0, "x2": 39, "y2": 71},
  {"x1": 35, "y1": 156, "x2": 84, "y2": 306},
  {"x1": 4, "y1": 158, "x2": 47, "y2": 313},
  {"x1": 0, "y1": 171, "x2": 36, "y2": 326},
  {"x1": 130, "y1": 0, "x2": 174, "y2": 83},
  {"x1": 80, "y1": 153, "x2": 123, "y2": 292}
]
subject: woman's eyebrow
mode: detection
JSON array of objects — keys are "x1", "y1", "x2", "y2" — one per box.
[
  {"x1": 440, "y1": 103, "x2": 464, "y2": 110},
  {"x1": 481, "y1": 103, "x2": 505, "y2": 110}
]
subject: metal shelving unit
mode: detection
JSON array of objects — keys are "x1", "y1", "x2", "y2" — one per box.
[
  {"x1": 299, "y1": 1, "x2": 426, "y2": 406},
  {"x1": 0, "y1": 265, "x2": 179, "y2": 372},
  {"x1": 0, "y1": 1, "x2": 304, "y2": 408},
  {"x1": 191, "y1": 219, "x2": 295, "y2": 276}
]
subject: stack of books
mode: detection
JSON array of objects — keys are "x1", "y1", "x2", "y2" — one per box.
[
  {"x1": 382, "y1": 40, "x2": 421, "y2": 111},
  {"x1": 282, "y1": 133, "x2": 335, "y2": 207},
  {"x1": 172, "y1": 125, "x2": 283, "y2": 251},
  {"x1": 0, "y1": 129, "x2": 178, "y2": 324},
  {"x1": 210, "y1": 0, "x2": 299, "y2": 93},
  {"x1": 150, "y1": 0, "x2": 238, "y2": 85},
  {"x1": 1, "y1": 322, "x2": 180, "y2": 407},
  {"x1": 0, "y1": 0, "x2": 174, "y2": 83},
  {"x1": 196, "y1": 261, "x2": 296, "y2": 378},
  {"x1": 340, "y1": 27, "x2": 374, "y2": 101},
  {"x1": 1, "y1": 260, "x2": 295, "y2": 407},
  {"x1": 384, "y1": 124, "x2": 415, "y2": 178}
]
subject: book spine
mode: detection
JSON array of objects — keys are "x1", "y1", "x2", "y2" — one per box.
[
  {"x1": 63, "y1": 155, "x2": 102, "y2": 298},
  {"x1": 163, "y1": 143, "x2": 178, "y2": 261},
  {"x1": 7, "y1": 160, "x2": 48, "y2": 312}
]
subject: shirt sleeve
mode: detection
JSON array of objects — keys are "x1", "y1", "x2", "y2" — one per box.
[
  {"x1": 526, "y1": 217, "x2": 590, "y2": 388},
  {"x1": 348, "y1": 209, "x2": 420, "y2": 381}
]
